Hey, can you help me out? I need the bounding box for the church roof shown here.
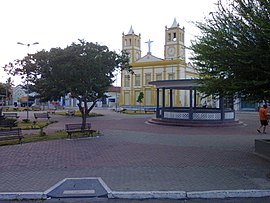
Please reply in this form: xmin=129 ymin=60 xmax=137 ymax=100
xmin=136 ymin=53 xmax=163 ymax=63
xmin=128 ymin=25 xmax=134 ymax=34
xmin=171 ymin=18 xmax=179 ymax=28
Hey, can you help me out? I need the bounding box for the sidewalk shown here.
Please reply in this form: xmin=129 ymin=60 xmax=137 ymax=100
xmin=0 ymin=109 xmax=270 ymax=200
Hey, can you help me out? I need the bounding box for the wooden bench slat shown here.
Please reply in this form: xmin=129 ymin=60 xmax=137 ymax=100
xmin=65 ymin=123 xmax=93 ymax=138
xmin=34 ymin=113 xmax=51 ymax=120
xmin=3 ymin=113 xmax=20 ymax=119
xmin=0 ymin=128 xmax=24 ymax=144
xmin=0 ymin=119 xmax=17 ymax=129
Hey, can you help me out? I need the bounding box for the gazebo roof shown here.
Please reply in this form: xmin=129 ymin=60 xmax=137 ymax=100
xmin=149 ymin=79 xmax=200 ymax=90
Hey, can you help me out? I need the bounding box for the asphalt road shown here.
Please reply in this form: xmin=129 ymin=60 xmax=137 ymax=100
xmin=3 ymin=197 xmax=270 ymax=203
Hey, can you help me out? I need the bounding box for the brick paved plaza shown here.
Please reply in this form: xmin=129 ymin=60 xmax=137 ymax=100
xmin=0 ymin=109 xmax=270 ymax=194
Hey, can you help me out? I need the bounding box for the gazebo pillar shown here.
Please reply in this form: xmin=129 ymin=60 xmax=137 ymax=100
xmin=156 ymin=88 xmax=160 ymax=118
xmin=193 ymin=89 xmax=197 ymax=108
xmin=162 ymin=87 xmax=165 ymax=118
xmin=189 ymin=89 xmax=193 ymax=120
xmin=170 ymin=89 xmax=173 ymax=108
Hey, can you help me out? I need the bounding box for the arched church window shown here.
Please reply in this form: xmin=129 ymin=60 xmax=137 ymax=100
xmin=168 ymin=33 xmax=171 ymax=41
xmin=173 ymin=33 xmax=177 ymax=41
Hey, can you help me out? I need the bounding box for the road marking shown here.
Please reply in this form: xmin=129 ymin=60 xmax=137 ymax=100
xmin=63 ymin=190 xmax=95 ymax=195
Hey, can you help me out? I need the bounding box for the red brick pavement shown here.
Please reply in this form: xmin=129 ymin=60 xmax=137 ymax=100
xmin=0 ymin=109 xmax=270 ymax=192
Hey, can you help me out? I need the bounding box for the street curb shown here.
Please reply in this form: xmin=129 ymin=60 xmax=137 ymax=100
xmin=1 ymin=190 xmax=270 ymax=201
xmin=187 ymin=190 xmax=270 ymax=199
xmin=0 ymin=192 xmax=46 ymax=200
xmin=109 ymin=191 xmax=187 ymax=199
xmin=1 ymin=177 xmax=270 ymax=201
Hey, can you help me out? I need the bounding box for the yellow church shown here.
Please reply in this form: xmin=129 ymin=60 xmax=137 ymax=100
xmin=119 ymin=18 xmax=197 ymax=108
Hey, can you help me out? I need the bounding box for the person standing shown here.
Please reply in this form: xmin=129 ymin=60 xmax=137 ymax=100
xmin=257 ymin=104 xmax=269 ymax=134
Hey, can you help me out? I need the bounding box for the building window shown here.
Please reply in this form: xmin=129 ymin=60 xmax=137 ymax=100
xmin=145 ymin=73 xmax=151 ymax=85
xmin=168 ymin=33 xmax=171 ymax=41
xmin=124 ymin=75 xmax=130 ymax=87
xmin=173 ymin=32 xmax=177 ymax=41
xmin=168 ymin=73 xmax=175 ymax=80
xmin=135 ymin=74 xmax=141 ymax=86
xmin=156 ymin=73 xmax=162 ymax=81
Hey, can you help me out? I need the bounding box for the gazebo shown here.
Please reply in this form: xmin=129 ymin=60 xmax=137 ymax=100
xmin=148 ymin=79 xmax=240 ymax=126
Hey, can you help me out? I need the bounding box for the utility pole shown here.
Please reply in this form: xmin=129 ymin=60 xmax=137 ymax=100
xmin=17 ymin=42 xmax=39 ymax=120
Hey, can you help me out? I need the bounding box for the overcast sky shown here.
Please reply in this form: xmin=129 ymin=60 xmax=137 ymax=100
xmin=0 ymin=0 xmax=218 ymax=85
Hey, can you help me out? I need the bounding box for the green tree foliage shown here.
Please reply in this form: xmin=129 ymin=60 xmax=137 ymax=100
xmin=4 ymin=39 xmax=131 ymax=128
xmin=136 ymin=92 xmax=144 ymax=111
xmin=0 ymin=83 xmax=6 ymax=96
xmin=190 ymin=0 xmax=270 ymax=101
xmin=0 ymin=78 xmax=13 ymax=105
xmin=136 ymin=92 xmax=144 ymax=104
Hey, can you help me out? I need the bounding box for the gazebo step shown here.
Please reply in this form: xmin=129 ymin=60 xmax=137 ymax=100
xmin=148 ymin=118 xmax=244 ymax=127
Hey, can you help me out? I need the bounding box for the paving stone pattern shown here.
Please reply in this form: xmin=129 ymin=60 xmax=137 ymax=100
xmin=0 ymin=109 xmax=270 ymax=193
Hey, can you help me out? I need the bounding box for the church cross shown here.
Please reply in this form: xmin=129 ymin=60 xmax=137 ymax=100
xmin=145 ymin=39 xmax=153 ymax=54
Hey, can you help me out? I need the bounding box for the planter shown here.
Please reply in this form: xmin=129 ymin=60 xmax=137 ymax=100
xmin=255 ymin=139 xmax=270 ymax=161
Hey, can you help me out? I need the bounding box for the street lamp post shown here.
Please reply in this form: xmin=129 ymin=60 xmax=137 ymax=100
xmin=17 ymin=42 xmax=39 ymax=121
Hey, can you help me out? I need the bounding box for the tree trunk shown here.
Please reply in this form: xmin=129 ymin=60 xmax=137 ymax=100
xmin=77 ymin=98 xmax=86 ymax=130
xmin=77 ymin=98 xmax=98 ymax=130
xmin=82 ymin=99 xmax=89 ymax=130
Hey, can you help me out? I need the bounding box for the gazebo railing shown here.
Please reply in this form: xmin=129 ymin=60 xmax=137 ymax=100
xmin=157 ymin=107 xmax=235 ymax=122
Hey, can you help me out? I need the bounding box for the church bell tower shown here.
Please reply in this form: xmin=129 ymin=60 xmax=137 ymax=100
xmin=122 ymin=26 xmax=141 ymax=63
xmin=164 ymin=18 xmax=185 ymax=61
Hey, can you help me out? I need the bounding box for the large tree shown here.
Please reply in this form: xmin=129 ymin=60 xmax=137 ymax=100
xmin=4 ymin=39 xmax=131 ymax=128
xmin=190 ymin=0 xmax=270 ymax=101
xmin=0 ymin=78 xmax=13 ymax=105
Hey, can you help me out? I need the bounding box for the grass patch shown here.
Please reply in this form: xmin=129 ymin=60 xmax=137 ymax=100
xmin=0 ymin=130 xmax=101 ymax=146
xmin=55 ymin=111 xmax=103 ymax=117
xmin=17 ymin=120 xmax=57 ymax=130
xmin=0 ymin=120 xmax=57 ymax=130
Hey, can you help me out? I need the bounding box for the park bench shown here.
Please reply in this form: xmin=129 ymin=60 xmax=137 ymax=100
xmin=0 ymin=128 xmax=24 ymax=144
xmin=34 ymin=112 xmax=51 ymax=120
xmin=0 ymin=119 xmax=17 ymax=129
xmin=1 ymin=107 xmax=9 ymax=112
xmin=66 ymin=109 xmax=75 ymax=116
xmin=31 ymin=105 xmax=42 ymax=111
xmin=3 ymin=113 xmax=20 ymax=119
xmin=117 ymin=108 xmax=126 ymax=113
xmin=47 ymin=108 xmax=56 ymax=114
xmin=144 ymin=108 xmax=156 ymax=113
xmin=65 ymin=123 xmax=94 ymax=138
